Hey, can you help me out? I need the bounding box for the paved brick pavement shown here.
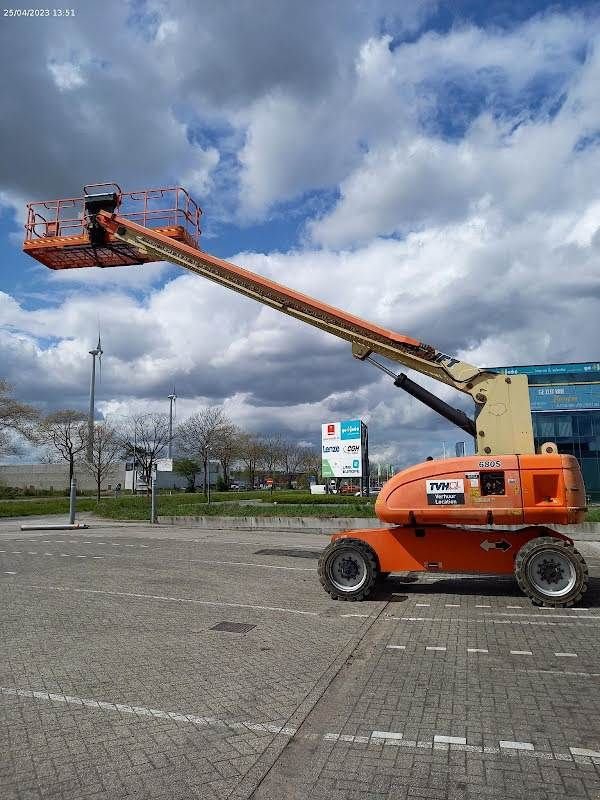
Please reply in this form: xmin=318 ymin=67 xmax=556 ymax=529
xmin=1 ymin=520 xmax=600 ymax=799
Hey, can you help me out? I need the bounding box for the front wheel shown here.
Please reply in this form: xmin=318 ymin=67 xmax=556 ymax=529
xmin=515 ymin=536 xmax=588 ymax=607
xmin=318 ymin=538 xmax=378 ymax=601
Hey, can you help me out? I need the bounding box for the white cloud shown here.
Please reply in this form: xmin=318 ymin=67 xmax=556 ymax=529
xmin=48 ymin=61 xmax=86 ymax=91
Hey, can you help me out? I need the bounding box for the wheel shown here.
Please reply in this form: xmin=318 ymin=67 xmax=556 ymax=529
xmin=377 ymin=572 xmax=391 ymax=583
xmin=515 ymin=536 xmax=588 ymax=607
xmin=318 ymin=538 xmax=378 ymax=601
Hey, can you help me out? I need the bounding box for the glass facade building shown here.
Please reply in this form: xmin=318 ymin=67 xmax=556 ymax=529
xmin=493 ymin=362 xmax=600 ymax=502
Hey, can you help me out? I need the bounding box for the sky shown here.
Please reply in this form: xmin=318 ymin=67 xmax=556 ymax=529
xmin=1 ymin=0 xmax=600 ymax=469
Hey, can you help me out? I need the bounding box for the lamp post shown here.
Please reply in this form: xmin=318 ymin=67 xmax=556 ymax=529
xmin=167 ymin=388 xmax=176 ymax=459
xmin=86 ymin=335 xmax=103 ymax=462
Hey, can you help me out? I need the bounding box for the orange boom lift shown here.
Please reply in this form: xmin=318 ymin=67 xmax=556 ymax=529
xmin=23 ymin=184 xmax=589 ymax=606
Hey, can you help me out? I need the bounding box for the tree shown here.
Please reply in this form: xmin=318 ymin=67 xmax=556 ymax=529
xmin=212 ymin=423 xmax=240 ymax=489
xmin=238 ymin=433 xmax=265 ymax=489
xmin=300 ymin=446 xmax=322 ymax=485
xmin=278 ymin=439 xmax=309 ymax=488
xmin=173 ymin=458 xmax=200 ymax=492
xmin=0 ymin=379 xmax=39 ymax=456
xmin=122 ymin=413 xmax=171 ymax=492
xmin=83 ymin=422 xmax=123 ymax=501
xmin=37 ymin=410 xmax=87 ymax=485
xmin=261 ymin=434 xmax=283 ymax=486
xmin=176 ymin=407 xmax=230 ymax=497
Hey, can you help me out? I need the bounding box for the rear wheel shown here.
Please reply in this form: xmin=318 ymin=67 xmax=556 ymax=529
xmin=318 ymin=538 xmax=378 ymax=601
xmin=515 ymin=536 xmax=588 ymax=607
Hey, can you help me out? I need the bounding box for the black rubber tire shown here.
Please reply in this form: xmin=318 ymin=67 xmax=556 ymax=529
xmin=514 ymin=536 xmax=588 ymax=607
xmin=318 ymin=538 xmax=378 ymax=601
xmin=377 ymin=572 xmax=391 ymax=583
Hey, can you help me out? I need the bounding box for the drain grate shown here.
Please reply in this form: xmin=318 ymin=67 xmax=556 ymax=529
xmin=254 ymin=548 xmax=321 ymax=559
xmin=210 ymin=622 xmax=256 ymax=634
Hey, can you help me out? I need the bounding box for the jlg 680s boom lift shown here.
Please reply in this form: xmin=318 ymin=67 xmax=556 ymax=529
xmin=23 ymin=184 xmax=589 ymax=606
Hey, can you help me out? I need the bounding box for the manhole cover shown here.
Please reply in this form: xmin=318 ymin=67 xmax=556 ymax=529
xmin=210 ymin=622 xmax=256 ymax=634
xmin=254 ymin=548 xmax=321 ymax=559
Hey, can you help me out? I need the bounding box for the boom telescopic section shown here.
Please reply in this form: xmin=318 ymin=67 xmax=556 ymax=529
xmin=23 ymin=184 xmax=534 ymax=456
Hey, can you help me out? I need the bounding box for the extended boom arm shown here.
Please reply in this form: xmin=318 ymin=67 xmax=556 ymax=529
xmin=95 ymin=210 xmax=534 ymax=456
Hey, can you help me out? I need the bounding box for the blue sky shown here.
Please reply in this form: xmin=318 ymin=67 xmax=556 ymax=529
xmin=1 ymin=0 xmax=600 ymax=466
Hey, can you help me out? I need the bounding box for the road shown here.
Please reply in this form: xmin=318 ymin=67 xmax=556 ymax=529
xmin=1 ymin=518 xmax=600 ymax=799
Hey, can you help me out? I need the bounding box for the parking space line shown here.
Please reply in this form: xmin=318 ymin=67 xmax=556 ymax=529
xmin=467 ymin=648 xmax=488 ymax=653
xmin=386 ymin=645 xmax=406 ymax=650
xmin=555 ymin=652 xmax=578 ymax=657
xmin=2 ymin=684 xmax=600 ymax=764
xmin=23 ymin=584 xmax=320 ymax=616
xmin=426 ymin=646 xmax=446 ymax=651
xmin=510 ymin=650 xmax=533 ymax=655
xmin=434 ymin=735 xmax=467 ymax=745
xmin=500 ymin=741 xmax=534 ymax=750
xmin=3 ymin=571 xmax=16 ymax=575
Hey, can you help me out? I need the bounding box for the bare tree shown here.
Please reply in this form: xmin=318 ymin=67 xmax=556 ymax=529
xmin=260 ymin=434 xmax=283 ymax=486
xmin=176 ymin=407 xmax=230 ymax=497
xmin=238 ymin=433 xmax=265 ymax=489
xmin=212 ymin=423 xmax=240 ymax=489
xmin=0 ymin=379 xmax=39 ymax=456
xmin=300 ymin=446 xmax=322 ymax=485
xmin=37 ymin=410 xmax=87 ymax=485
xmin=83 ymin=422 xmax=124 ymax=501
xmin=122 ymin=413 xmax=171 ymax=492
xmin=278 ymin=439 xmax=309 ymax=488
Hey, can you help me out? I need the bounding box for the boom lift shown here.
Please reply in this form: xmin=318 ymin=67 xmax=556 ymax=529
xmin=23 ymin=185 xmax=589 ymax=606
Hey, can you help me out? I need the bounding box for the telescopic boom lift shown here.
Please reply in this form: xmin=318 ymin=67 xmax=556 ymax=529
xmin=22 ymin=184 xmax=589 ymax=606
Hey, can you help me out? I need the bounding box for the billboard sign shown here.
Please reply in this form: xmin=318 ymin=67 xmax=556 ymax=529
xmin=530 ymin=384 xmax=600 ymax=412
xmin=321 ymin=419 xmax=365 ymax=478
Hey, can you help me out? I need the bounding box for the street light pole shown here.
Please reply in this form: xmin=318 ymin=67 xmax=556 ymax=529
xmin=87 ymin=334 xmax=103 ymax=462
xmin=167 ymin=388 xmax=176 ymax=459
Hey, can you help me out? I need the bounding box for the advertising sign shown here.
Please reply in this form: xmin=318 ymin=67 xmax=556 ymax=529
xmin=321 ymin=419 xmax=365 ymax=478
xmin=529 ymin=384 xmax=600 ymax=412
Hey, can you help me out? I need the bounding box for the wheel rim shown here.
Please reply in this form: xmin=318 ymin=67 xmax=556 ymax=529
xmin=526 ymin=548 xmax=577 ymax=598
xmin=326 ymin=547 xmax=368 ymax=592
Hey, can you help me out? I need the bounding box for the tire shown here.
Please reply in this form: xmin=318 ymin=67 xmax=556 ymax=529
xmin=318 ymin=538 xmax=378 ymax=601
xmin=377 ymin=572 xmax=391 ymax=583
xmin=515 ymin=536 xmax=588 ymax=607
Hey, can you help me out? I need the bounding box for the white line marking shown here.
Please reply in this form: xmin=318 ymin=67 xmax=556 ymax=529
xmin=467 ymin=648 xmax=489 ymax=653
xmin=91 ymin=557 xmax=103 ymax=560
xmin=415 ymin=603 xmax=430 ymax=607
xmin=11 ymin=551 xmax=21 ymax=554
xmin=76 ymin=556 xmax=86 ymax=559
xmin=445 ymin=603 xmax=460 ymax=607
xmin=371 ymin=730 xmax=403 ymax=740
xmin=0 ymin=687 xmax=295 ymax=737
xmin=555 ymin=653 xmax=578 ymax=658
xmin=0 ymin=550 xmax=5 ymax=552
xmin=3 ymin=571 xmax=16 ymax=575
xmin=510 ymin=650 xmax=533 ymax=655
xmin=341 ymin=614 xmax=369 ymax=618
xmin=475 ymin=604 xmax=491 ymax=608
xmin=507 ymin=605 xmax=522 ymax=609
xmin=60 ymin=554 xmax=70 ymax=557
xmin=23 ymin=584 xmax=319 ymax=616
xmin=499 ymin=741 xmax=534 ymax=750
xmin=570 ymin=747 xmax=600 ymax=758
xmin=27 ymin=551 xmax=37 ymax=555
xmin=434 ymin=735 xmax=467 ymax=745
xmin=82 ymin=542 xmax=92 ymax=544
xmin=386 ymin=645 xmax=406 ymax=650
xmin=43 ymin=553 xmax=53 ymax=556
xmin=384 ymin=616 xmax=600 ymax=627
xmin=426 ymin=646 xmax=446 ymax=651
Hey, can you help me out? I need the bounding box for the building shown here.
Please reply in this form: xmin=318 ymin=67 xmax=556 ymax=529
xmin=0 ymin=462 xmax=126 ymax=493
xmin=493 ymin=362 xmax=600 ymax=502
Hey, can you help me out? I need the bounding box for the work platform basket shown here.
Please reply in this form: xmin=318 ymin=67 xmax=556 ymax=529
xmin=23 ymin=183 xmax=202 ymax=269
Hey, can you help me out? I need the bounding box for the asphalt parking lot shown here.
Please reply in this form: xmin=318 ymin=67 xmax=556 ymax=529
xmin=2 ymin=520 xmax=600 ymax=800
